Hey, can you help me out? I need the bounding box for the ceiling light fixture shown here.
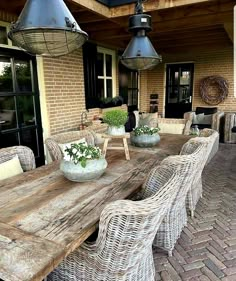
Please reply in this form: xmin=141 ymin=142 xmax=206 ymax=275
xmin=121 ymin=0 xmax=162 ymax=70
xmin=8 ymin=0 xmax=88 ymax=57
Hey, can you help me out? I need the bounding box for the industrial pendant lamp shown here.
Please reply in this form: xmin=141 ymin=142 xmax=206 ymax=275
xmin=8 ymin=0 xmax=88 ymax=57
xmin=121 ymin=0 xmax=161 ymax=70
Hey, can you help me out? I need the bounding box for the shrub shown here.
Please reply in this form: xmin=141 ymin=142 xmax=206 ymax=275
xmin=133 ymin=125 xmax=160 ymax=136
xmin=64 ymin=142 xmax=102 ymax=168
xmin=103 ymin=109 xmax=128 ymax=127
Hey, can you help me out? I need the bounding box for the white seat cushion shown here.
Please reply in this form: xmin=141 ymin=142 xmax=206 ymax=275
xmin=0 ymin=155 xmax=23 ymax=180
xmin=159 ymin=123 xmax=185 ymax=134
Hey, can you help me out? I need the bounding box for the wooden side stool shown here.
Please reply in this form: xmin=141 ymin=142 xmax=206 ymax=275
xmin=102 ymin=133 xmax=130 ymax=160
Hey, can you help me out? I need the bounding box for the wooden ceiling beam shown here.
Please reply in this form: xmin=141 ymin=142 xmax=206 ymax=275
xmin=68 ymin=0 xmax=110 ymax=17
xmin=109 ymin=0 xmax=216 ymax=18
xmin=74 ymin=11 xmax=106 ymax=23
xmin=88 ymin=11 xmax=232 ymax=41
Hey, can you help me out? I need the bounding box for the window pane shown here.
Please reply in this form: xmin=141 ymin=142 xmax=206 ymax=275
xmin=0 ymin=132 xmax=19 ymax=148
xmin=21 ymin=129 xmax=38 ymax=156
xmin=106 ymin=79 xmax=112 ymax=98
xmin=106 ymin=54 xmax=112 ymax=76
xmin=15 ymin=60 xmax=32 ymax=92
xmin=18 ymin=95 xmax=35 ymax=127
xmin=0 ymin=26 xmax=8 ymax=45
xmin=97 ymin=53 xmax=104 ymax=76
xmin=0 ymin=58 xmax=13 ymax=92
xmin=97 ymin=79 xmax=104 ymax=98
xmin=0 ymin=96 xmax=17 ymax=130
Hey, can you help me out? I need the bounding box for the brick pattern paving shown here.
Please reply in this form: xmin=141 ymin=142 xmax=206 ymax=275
xmin=154 ymin=144 xmax=236 ymax=281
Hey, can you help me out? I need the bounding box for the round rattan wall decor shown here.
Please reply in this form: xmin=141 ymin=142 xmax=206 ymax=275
xmin=199 ymin=75 xmax=229 ymax=105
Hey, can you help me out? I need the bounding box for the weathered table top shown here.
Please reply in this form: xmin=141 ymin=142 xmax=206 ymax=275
xmin=0 ymin=134 xmax=191 ymax=281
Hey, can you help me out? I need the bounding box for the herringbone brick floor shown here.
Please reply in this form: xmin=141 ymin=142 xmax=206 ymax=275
xmin=153 ymin=144 xmax=236 ymax=281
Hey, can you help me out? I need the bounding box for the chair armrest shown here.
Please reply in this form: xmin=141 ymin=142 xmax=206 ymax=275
xmin=211 ymin=111 xmax=224 ymax=132
xmin=184 ymin=111 xmax=195 ymax=122
xmin=224 ymin=113 xmax=236 ymax=143
xmin=183 ymin=120 xmax=192 ymax=135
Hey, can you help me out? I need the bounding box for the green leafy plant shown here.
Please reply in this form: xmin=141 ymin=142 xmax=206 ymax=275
xmin=64 ymin=142 xmax=102 ymax=168
xmin=103 ymin=109 xmax=128 ymax=127
xmin=133 ymin=125 xmax=160 ymax=136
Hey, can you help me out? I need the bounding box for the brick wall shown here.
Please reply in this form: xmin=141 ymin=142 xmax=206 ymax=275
xmin=42 ymin=48 xmax=120 ymax=136
xmin=42 ymin=49 xmax=100 ymax=135
xmin=140 ymin=46 xmax=235 ymax=116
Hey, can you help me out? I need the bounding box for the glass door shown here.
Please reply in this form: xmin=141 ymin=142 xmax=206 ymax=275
xmin=165 ymin=63 xmax=194 ymax=118
xmin=119 ymin=62 xmax=139 ymax=112
xmin=0 ymin=48 xmax=44 ymax=166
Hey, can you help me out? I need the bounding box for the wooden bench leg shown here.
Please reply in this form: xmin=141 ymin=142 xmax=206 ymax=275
xmin=103 ymin=138 xmax=109 ymax=157
xmin=123 ymin=138 xmax=130 ymax=160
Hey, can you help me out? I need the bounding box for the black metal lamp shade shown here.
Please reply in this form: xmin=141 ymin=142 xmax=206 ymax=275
xmin=8 ymin=0 xmax=88 ymax=57
xmin=121 ymin=12 xmax=161 ymax=71
xmin=121 ymin=32 xmax=161 ymax=70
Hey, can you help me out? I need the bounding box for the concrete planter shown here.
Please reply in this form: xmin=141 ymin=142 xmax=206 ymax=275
xmin=60 ymin=157 xmax=107 ymax=182
xmin=130 ymin=133 xmax=160 ymax=147
xmin=107 ymin=125 xmax=126 ymax=136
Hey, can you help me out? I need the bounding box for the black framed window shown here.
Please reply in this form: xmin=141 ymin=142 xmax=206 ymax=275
xmin=83 ymin=43 xmax=116 ymax=109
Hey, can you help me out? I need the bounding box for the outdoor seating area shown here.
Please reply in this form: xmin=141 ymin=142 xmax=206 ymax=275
xmin=0 ymin=0 xmax=235 ymax=280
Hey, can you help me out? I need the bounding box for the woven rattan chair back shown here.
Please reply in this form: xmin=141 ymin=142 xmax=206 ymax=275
xmin=45 ymin=130 xmax=95 ymax=161
xmin=0 ymin=145 xmax=36 ymax=171
xmin=48 ymin=163 xmax=183 ymax=281
xmin=141 ymin=141 xmax=206 ymax=256
xmin=199 ymin=128 xmax=219 ymax=163
xmin=181 ymin=134 xmax=218 ymax=217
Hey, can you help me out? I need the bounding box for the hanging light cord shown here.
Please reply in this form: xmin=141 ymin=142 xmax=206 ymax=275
xmin=135 ymin=0 xmax=147 ymax=14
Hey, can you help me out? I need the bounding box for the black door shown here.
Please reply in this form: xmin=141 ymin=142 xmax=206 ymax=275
xmin=119 ymin=62 xmax=139 ymax=112
xmin=165 ymin=63 xmax=194 ymax=118
xmin=0 ymin=48 xmax=44 ymax=166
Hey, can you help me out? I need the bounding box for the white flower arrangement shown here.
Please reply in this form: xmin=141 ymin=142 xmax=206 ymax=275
xmin=133 ymin=125 xmax=160 ymax=136
xmin=64 ymin=142 xmax=102 ymax=168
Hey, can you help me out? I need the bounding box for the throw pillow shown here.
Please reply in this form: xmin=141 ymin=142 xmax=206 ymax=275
xmin=192 ymin=113 xmax=205 ymax=124
xmin=139 ymin=113 xmax=158 ymax=128
xmin=196 ymin=107 xmax=217 ymax=115
xmin=201 ymin=114 xmax=213 ymax=125
xmin=0 ymin=155 xmax=23 ymax=180
xmin=58 ymin=138 xmax=87 ymax=154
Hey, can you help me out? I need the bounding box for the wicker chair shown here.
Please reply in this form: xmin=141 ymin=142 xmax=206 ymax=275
xmin=45 ymin=130 xmax=95 ymax=161
xmin=224 ymin=113 xmax=236 ymax=144
xmin=48 ymin=163 xmax=183 ymax=281
xmin=0 ymin=145 xmax=36 ymax=171
xmin=182 ymin=129 xmax=219 ymax=217
xmin=140 ymin=142 xmax=206 ymax=256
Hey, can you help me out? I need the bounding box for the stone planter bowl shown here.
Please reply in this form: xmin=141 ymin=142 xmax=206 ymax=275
xmin=60 ymin=157 xmax=107 ymax=182
xmin=107 ymin=125 xmax=126 ymax=136
xmin=130 ymin=133 xmax=160 ymax=147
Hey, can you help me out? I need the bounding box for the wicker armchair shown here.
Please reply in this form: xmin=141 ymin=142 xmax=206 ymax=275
xmin=48 ymin=163 xmax=183 ymax=281
xmin=224 ymin=113 xmax=236 ymax=143
xmin=140 ymin=142 xmax=206 ymax=256
xmin=182 ymin=129 xmax=219 ymax=217
xmin=0 ymin=145 xmax=35 ymax=171
xmin=45 ymin=130 xmax=95 ymax=161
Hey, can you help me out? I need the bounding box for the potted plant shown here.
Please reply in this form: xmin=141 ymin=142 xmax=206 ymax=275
xmin=103 ymin=109 xmax=128 ymax=135
xmin=60 ymin=142 xmax=107 ymax=182
xmin=131 ymin=125 xmax=160 ymax=147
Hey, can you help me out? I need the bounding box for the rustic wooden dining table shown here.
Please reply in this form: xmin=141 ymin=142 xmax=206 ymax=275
xmin=0 ymin=134 xmax=192 ymax=281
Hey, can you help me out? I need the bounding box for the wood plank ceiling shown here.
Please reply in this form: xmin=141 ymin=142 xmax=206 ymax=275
xmin=0 ymin=0 xmax=234 ymax=52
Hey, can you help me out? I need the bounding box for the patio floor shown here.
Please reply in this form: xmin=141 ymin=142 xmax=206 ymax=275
xmin=154 ymin=144 xmax=236 ymax=281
